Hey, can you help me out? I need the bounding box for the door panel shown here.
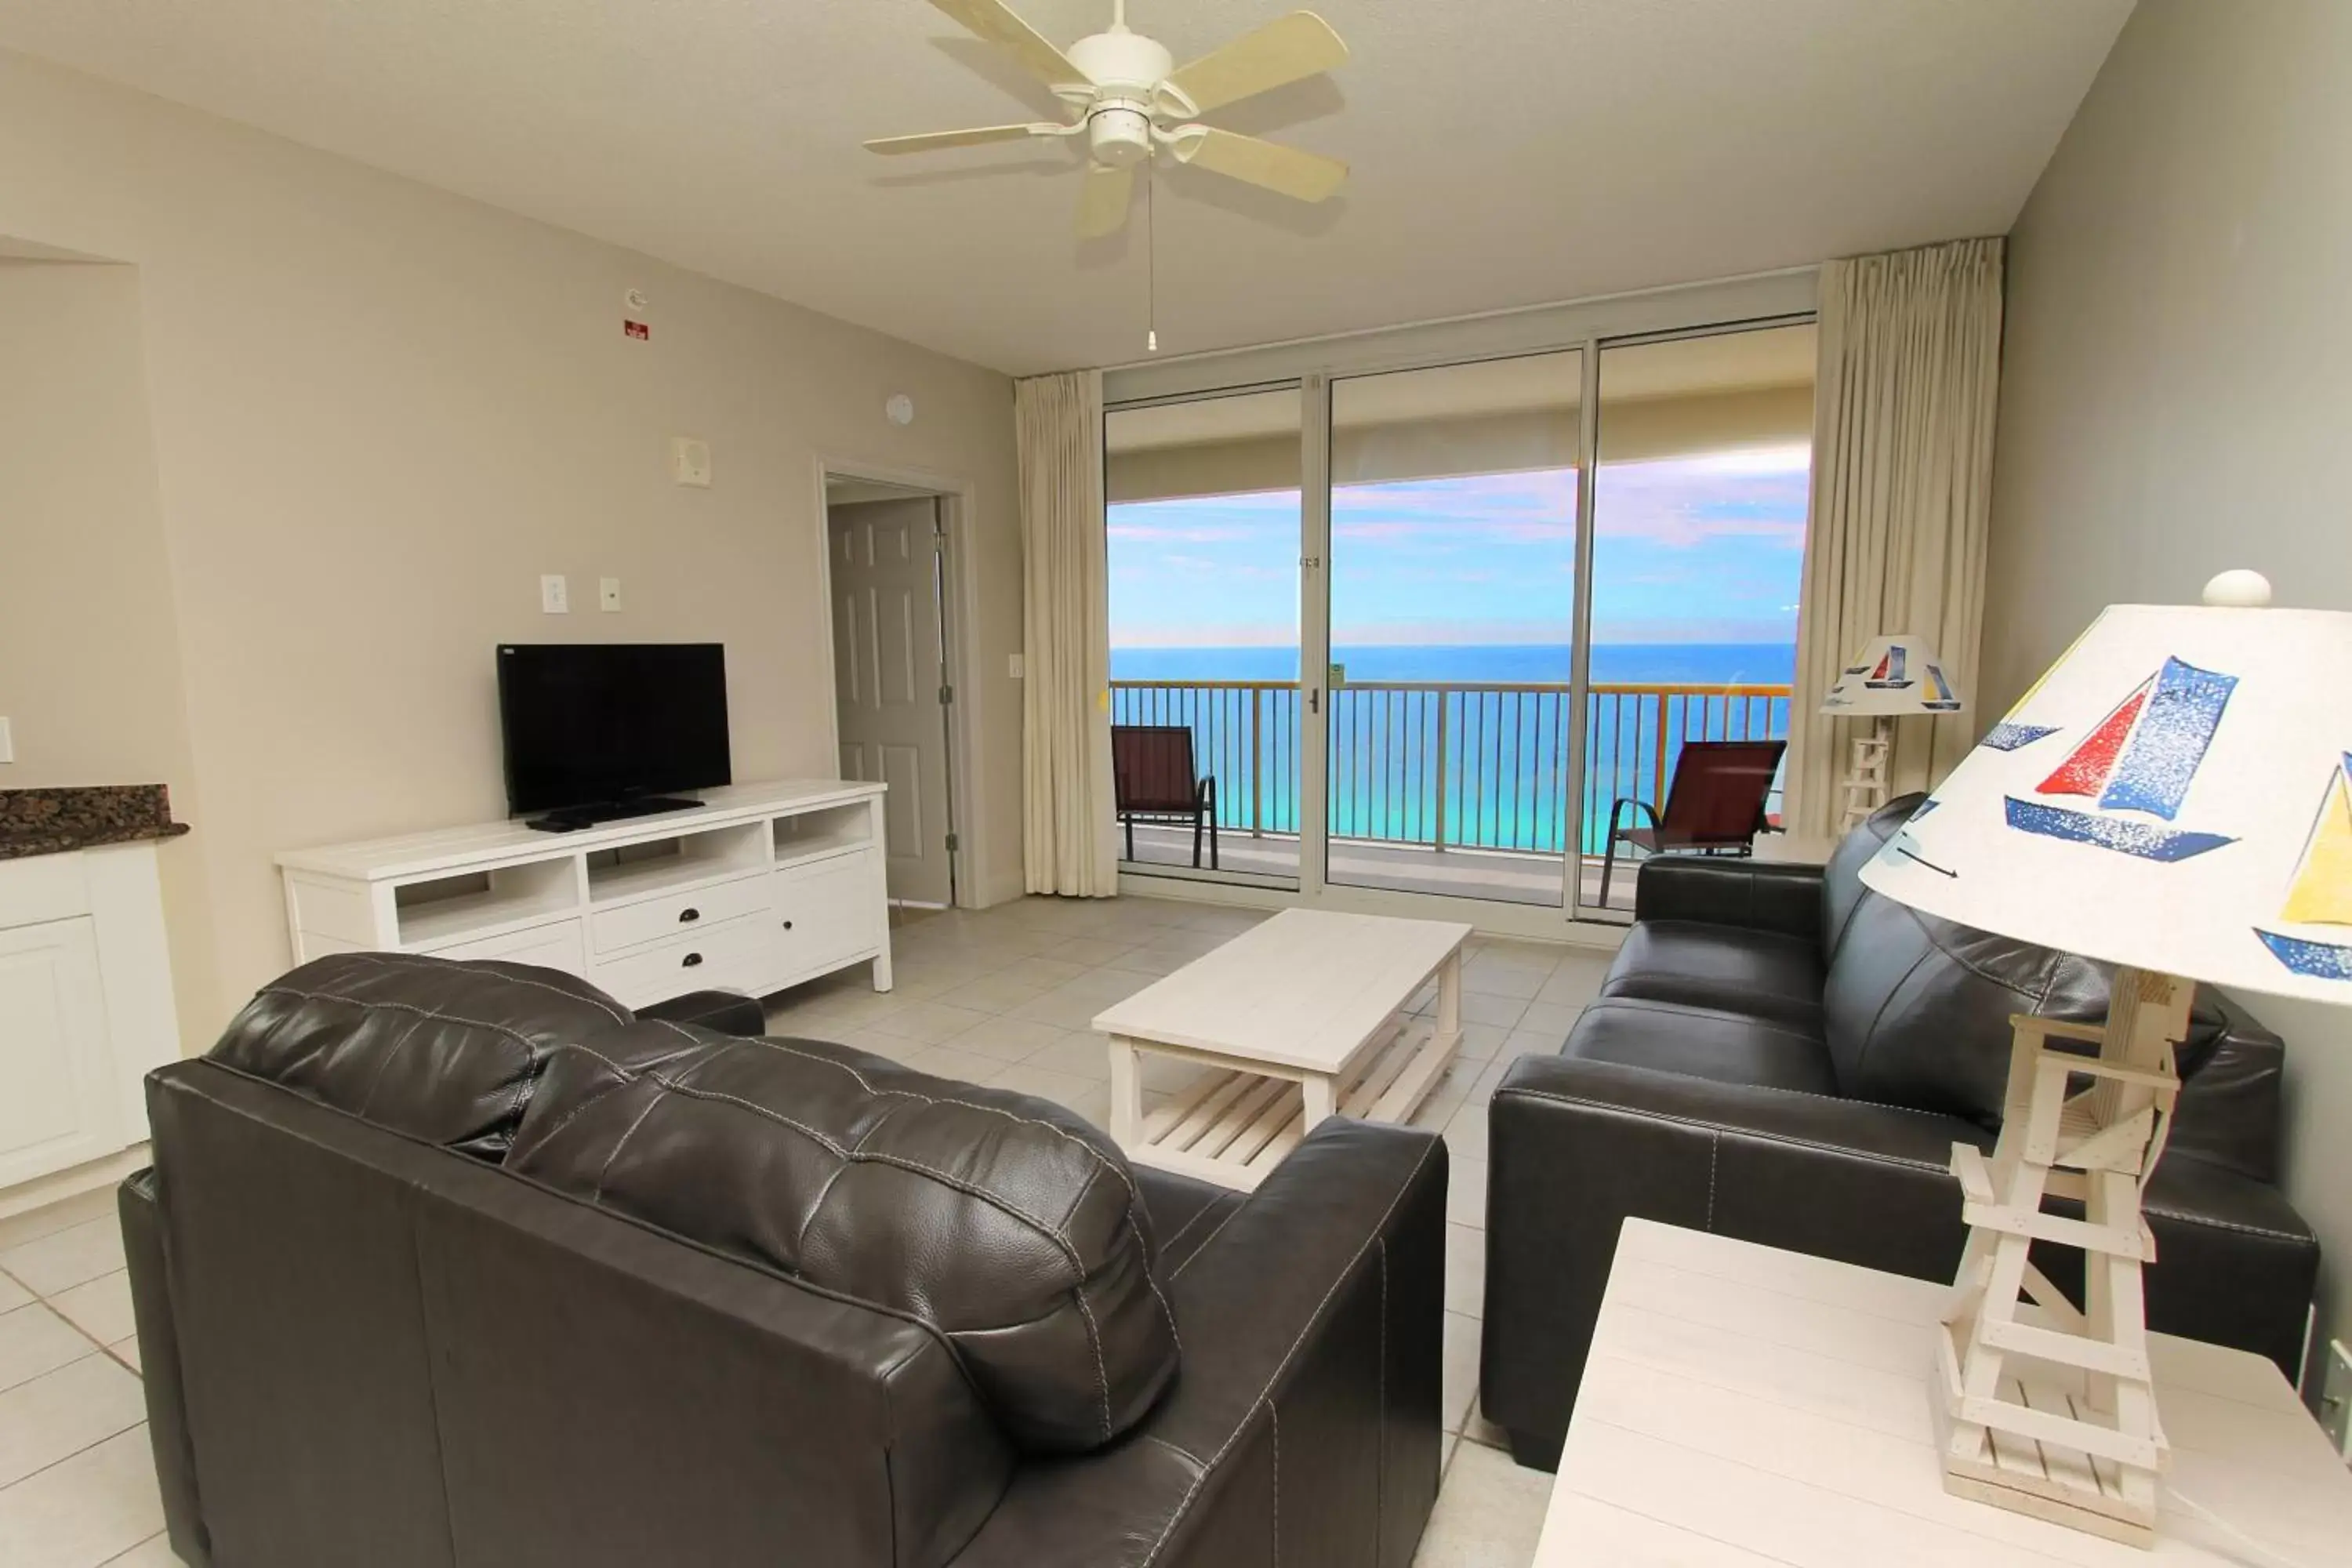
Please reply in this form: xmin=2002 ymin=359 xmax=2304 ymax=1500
xmin=0 ymin=916 xmax=119 ymax=1187
xmin=830 ymin=496 xmax=955 ymax=906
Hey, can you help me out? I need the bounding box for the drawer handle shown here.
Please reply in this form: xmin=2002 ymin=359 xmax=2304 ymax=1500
xmin=681 ymin=952 xmax=703 ymax=968
xmin=782 ymin=919 xmax=794 ymax=931
xmin=678 ymin=907 xmax=701 ymax=924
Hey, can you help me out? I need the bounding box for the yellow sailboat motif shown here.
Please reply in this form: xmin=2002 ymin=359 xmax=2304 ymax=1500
xmin=2280 ymin=760 xmax=2352 ymax=925
xmin=2259 ymin=753 xmax=2352 ymax=980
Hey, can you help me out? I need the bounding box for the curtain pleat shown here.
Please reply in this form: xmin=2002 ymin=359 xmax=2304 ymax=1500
xmin=1017 ymin=369 xmax=1120 ymax=896
xmin=1787 ymin=238 xmax=2005 ymax=838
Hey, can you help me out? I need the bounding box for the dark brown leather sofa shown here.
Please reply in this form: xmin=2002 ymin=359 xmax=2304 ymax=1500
xmin=122 ymin=956 xmax=1445 ymax=1567
xmin=1482 ymin=795 xmax=2320 ymax=1469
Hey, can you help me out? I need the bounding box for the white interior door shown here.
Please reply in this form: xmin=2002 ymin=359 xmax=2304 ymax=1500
xmin=830 ymin=495 xmax=955 ymax=906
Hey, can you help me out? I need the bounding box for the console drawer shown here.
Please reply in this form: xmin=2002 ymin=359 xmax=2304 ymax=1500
xmin=591 ymin=873 xmax=770 ymax=956
xmin=424 ymin=918 xmax=587 ymax=972
xmin=588 ymin=916 xmax=773 ymax=1007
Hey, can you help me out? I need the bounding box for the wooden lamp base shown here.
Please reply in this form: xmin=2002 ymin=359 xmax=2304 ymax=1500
xmin=1931 ymin=966 xmax=2191 ymax=1548
xmin=1838 ymin=718 xmax=1893 ymax=829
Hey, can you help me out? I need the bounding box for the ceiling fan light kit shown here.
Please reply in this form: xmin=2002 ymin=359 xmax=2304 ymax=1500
xmin=865 ymin=0 xmax=1351 ymax=238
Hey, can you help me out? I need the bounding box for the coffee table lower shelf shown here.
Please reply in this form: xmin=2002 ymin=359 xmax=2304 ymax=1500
xmin=1108 ymin=1017 xmax=1460 ymax=1192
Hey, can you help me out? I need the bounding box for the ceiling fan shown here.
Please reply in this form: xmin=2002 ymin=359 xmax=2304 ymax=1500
xmin=866 ymin=0 xmax=1351 ymax=238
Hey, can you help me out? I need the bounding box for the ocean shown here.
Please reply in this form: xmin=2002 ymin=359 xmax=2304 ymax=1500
xmin=1109 ymin=643 xmax=1795 ymax=856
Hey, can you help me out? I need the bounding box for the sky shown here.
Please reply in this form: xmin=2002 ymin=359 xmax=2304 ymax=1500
xmin=1106 ymin=444 xmax=1811 ymax=650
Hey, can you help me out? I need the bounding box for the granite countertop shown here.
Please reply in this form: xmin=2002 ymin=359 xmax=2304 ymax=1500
xmin=0 ymin=786 xmax=191 ymax=861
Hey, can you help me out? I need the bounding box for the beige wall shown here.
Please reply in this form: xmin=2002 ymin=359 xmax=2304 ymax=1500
xmin=1986 ymin=0 xmax=2352 ymax=1392
xmin=0 ymin=49 xmax=1025 ymax=1042
xmin=0 ymin=260 xmax=223 ymax=1033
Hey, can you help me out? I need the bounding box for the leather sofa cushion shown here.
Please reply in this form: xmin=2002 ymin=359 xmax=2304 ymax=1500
xmin=1562 ymin=996 xmax=1839 ymax=1096
xmin=1599 ymin=920 xmax=1824 ymax=1032
xmin=507 ymin=1024 xmax=1180 ymax=1454
xmin=208 ymin=953 xmax=631 ymax=1160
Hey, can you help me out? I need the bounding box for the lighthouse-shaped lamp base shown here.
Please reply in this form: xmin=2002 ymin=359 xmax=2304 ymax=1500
xmin=1930 ymin=966 xmax=2190 ymax=1548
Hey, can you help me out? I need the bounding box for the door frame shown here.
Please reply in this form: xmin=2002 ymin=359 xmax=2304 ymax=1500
xmin=812 ymin=456 xmax=985 ymax=910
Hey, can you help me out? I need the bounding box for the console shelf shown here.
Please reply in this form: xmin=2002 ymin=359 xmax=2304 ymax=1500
xmin=278 ymin=780 xmax=892 ymax=1010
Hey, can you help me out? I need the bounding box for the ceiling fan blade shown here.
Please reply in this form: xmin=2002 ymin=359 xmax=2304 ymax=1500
xmin=1172 ymin=127 xmax=1347 ymax=202
xmin=1165 ymin=11 xmax=1348 ymax=114
xmin=928 ymin=0 xmax=1090 ymax=88
xmin=1075 ymin=164 xmax=1136 ymax=238
xmin=863 ymin=123 xmax=1051 ymax=154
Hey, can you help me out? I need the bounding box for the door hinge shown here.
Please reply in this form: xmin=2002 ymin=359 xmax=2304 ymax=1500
xmin=938 ymin=684 xmax=953 ymax=705
xmin=945 ymin=832 xmax=960 ymax=852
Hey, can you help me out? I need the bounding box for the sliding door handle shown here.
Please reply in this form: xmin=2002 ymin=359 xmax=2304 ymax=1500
xmin=1308 ymin=687 xmax=1320 ymax=716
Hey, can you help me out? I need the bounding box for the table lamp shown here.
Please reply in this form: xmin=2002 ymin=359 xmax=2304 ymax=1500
xmin=1820 ymin=633 xmax=1967 ymax=828
xmin=1857 ymin=569 xmax=2349 ymax=1546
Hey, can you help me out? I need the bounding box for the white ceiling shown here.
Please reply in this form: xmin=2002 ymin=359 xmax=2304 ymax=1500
xmin=0 ymin=1 xmax=2132 ymax=376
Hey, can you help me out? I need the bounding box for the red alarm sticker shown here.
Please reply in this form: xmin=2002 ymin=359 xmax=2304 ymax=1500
xmin=623 ymin=319 xmax=650 ymax=340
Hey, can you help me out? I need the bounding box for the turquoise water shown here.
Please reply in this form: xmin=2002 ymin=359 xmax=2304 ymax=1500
xmin=1110 ymin=644 xmax=1795 ymax=855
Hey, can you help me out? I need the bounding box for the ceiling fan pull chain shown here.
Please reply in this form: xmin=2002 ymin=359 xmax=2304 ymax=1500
xmin=1145 ymin=164 xmax=1159 ymax=353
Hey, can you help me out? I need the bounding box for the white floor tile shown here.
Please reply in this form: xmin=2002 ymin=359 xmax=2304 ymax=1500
xmin=1442 ymin=1105 xmax=1490 ymax=1164
xmin=0 ymin=1194 xmax=115 ymax=1258
xmin=45 ymin=1276 xmax=134 ymax=1350
xmin=1020 ymin=1033 xmax=1113 ymax=1083
xmin=1447 ymin=1160 xmax=1487 ymax=1229
xmin=987 ymin=1064 xmax=1109 ymax=1125
xmin=1461 ymin=959 xmax=1548 ymax=1000
xmin=0 ymin=1425 xmax=163 ymax=1568
xmin=1439 ymin=1310 xmax=1480 ymax=1435
xmin=861 ymin=1001 xmax=991 ymax=1046
xmin=897 ymin=1046 xmax=1004 ymax=1087
xmin=0 ymin=1354 xmax=145 ymax=1490
xmin=0 ymin=1222 xmax=125 ymax=1300
xmin=1457 ymin=993 xmax=1528 ymax=1030
xmin=0 ymin=1275 xmax=30 ymax=1315
xmin=1512 ymin=1000 xmax=1581 ymax=1040
xmin=103 ymin=1341 xmax=138 ymax=1377
xmin=1410 ymin=1434 xmax=1551 ymax=1567
xmin=0 ymin=1308 xmax=93 ymax=1399
xmin=97 ymin=1534 xmax=184 ymax=1566
xmin=946 ymin=1016 xmax=1067 ymax=1063
xmin=1443 ymin=1225 xmax=1486 ymax=1319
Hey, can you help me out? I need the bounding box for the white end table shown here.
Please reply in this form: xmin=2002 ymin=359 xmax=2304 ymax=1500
xmin=1091 ymin=908 xmax=1471 ymax=1191
xmin=1534 ymin=1220 xmax=2352 ymax=1564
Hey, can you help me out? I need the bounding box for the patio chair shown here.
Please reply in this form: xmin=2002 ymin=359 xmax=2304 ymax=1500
xmin=1596 ymin=738 xmax=1786 ymax=908
xmin=1112 ymin=724 xmax=1219 ymax=869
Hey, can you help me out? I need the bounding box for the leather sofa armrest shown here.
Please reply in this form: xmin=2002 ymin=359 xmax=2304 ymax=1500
xmin=1632 ymin=855 xmax=1825 ymax=944
xmin=635 ymin=988 xmax=766 ymax=1036
xmin=1482 ymin=1053 xmax=1976 ymax=1464
xmin=2137 ymin=1152 xmax=2318 ymax=1380
xmin=119 ymin=1167 xmax=210 ymax=1567
xmin=949 ymin=1118 xmax=1448 ymax=1568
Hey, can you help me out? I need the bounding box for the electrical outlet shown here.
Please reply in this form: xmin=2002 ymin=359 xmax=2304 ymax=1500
xmin=540 ymin=574 xmax=569 ymax=614
xmin=670 ymin=436 xmax=711 ymax=488
xmin=599 ymin=577 xmax=622 ymax=612
xmin=2322 ymin=1338 xmax=2352 ymax=1459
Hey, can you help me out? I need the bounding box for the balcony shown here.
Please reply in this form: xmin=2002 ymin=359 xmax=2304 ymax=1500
xmin=1112 ymin=679 xmax=1793 ymax=911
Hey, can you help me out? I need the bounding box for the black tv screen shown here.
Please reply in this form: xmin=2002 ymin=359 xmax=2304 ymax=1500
xmin=496 ymin=643 xmax=731 ymax=815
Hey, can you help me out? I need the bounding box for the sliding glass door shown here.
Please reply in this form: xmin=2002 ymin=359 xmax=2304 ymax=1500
xmin=1102 ymin=314 xmax=1815 ymax=923
xmin=1323 ymin=350 xmax=1585 ymax=907
xmin=1105 ymin=387 xmax=1304 ymax=889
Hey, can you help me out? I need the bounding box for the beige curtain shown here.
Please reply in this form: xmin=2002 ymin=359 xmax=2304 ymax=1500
xmin=1786 ymin=238 xmax=2005 ymax=839
xmin=1017 ymin=369 xmax=1120 ymax=896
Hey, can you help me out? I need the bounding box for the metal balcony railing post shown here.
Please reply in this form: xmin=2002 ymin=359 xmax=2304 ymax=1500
xmin=1250 ymin=691 xmax=1264 ymax=838
xmin=1432 ymin=693 xmax=1449 ymax=853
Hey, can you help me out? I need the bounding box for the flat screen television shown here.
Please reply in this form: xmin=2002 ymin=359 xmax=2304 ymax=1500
xmin=496 ymin=643 xmax=731 ymax=829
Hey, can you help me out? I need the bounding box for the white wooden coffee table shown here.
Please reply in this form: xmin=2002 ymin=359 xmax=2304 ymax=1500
xmin=1533 ymin=1219 xmax=2352 ymax=1564
xmin=1091 ymin=909 xmax=1472 ymax=1192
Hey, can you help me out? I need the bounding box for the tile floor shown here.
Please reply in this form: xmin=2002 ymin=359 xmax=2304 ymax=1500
xmin=0 ymin=892 xmax=1610 ymax=1567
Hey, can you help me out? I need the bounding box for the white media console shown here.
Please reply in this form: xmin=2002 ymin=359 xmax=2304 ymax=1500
xmin=277 ymin=780 xmax=891 ymax=1011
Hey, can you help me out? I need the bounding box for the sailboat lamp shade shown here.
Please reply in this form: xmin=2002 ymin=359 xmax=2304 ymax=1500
xmin=1820 ymin=634 xmax=1967 ymax=717
xmin=1858 ymin=601 xmax=2352 ymax=1004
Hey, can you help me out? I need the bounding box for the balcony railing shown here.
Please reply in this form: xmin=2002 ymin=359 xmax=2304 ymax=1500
xmin=1110 ymin=679 xmax=1792 ymax=858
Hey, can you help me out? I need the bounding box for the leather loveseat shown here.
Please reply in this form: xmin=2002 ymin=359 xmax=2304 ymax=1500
xmin=1481 ymin=795 xmax=2320 ymax=1468
xmin=122 ymin=954 xmax=1446 ymax=1567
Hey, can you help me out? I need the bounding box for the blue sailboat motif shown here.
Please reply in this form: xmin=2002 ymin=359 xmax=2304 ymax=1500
xmin=1983 ymin=721 xmax=2059 ymax=752
xmin=2002 ymin=655 xmax=2238 ymax=862
xmin=1864 ymin=646 xmax=1911 ymax=688
xmin=1922 ymin=662 xmax=1962 ymax=713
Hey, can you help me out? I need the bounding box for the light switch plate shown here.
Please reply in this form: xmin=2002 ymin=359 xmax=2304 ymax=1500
xmin=540 ymin=574 xmax=569 ymax=614
xmin=670 ymin=436 xmax=712 ymax=488
xmin=1008 ymin=653 xmax=1025 ymax=679
xmin=599 ymin=577 xmax=622 ymax=612
xmin=0 ymin=717 xmax=13 ymax=764
xmin=2322 ymin=1338 xmax=2352 ymax=1458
